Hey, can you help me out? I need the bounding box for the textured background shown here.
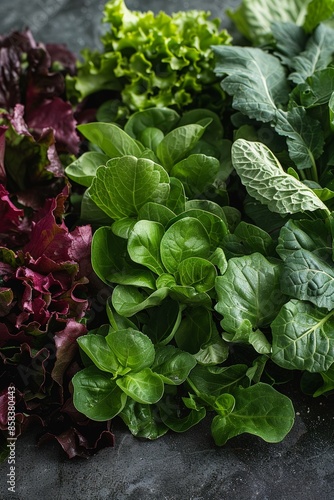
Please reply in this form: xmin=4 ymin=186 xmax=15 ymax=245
xmin=1 ymin=2 xmax=334 ymax=499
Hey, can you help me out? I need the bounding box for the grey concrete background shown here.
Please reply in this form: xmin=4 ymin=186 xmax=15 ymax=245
xmin=1 ymin=1 xmax=334 ymax=499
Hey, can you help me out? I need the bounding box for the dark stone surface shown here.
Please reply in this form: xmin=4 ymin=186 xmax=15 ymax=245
xmin=0 ymin=0 xmax=241 ymax=55
xmin=1 ymin=1 xmax=334 ymax=499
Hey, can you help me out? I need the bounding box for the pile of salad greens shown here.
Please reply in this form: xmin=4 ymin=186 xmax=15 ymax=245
xmin=1 ymin=0 xmax=334 ymax=458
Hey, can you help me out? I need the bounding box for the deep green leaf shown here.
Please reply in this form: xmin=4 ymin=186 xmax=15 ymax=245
xmin=211 ymin=383 xmax=295 ymax=445
xmin=112 ymin=285 xmax=169 ymax=317
xmin=281 ymin=249 xmax=334 ymax=309
xmin=215 ymin=252 xmax=287 ymax=333
xmin=272 ymin=299 xmax=334 ymax=372
xmin=72 ymin=366 xmax=126 ymax=420
xmin=128 ymin=220 xmax=165 ymax=275
xmin=160 ymin=217 xmax=211 ymax=274
xmin=152 ymin=345 xmax=197 ymax=385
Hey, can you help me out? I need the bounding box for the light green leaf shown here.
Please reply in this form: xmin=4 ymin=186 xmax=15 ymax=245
xmin=77 ymin=122 xmax=144 ymax=158
xmin=111 ymin=218 xmax=136 ymax=239
xmin=106 ymin=328 xmax=155 ymax=372
xmin=112 ymin=285 xmax=169 ymax=317
xmin=124 ymin=107 xmax=180 ymax=138
xmin=77 ymin=334 xmax=119 ymax=373
xmin=138 ymin=202 xmax=176 ymax=226
xmin=127 ymin=220 xmax=165 ymax=275
xmin=304 ymin=0 xmax=334 ymax=32
xmin=90 ymin=156 xmax=169 ymax=219
xmin=177 ymin=257 xmax=217 ymax=292
xmin=65 ymin=152 xmax=109 ymax=187
xmin=212 ymin=383 xmax=295 ymax=445
xmin=156 ymin=124 xmax=206 ymax=171
xmin=171 ymin=208 xmax=228 ymax=250
xmin=166 ymin=177 xmax=186 ymax=214
xmin=231 ymin=139 xmax=328 ymax=214
xmin=160 ymin=217 xmax=211 ymax=274
xmin=116 ymin=368 xmax=164 ymax=404
xmin=271 ymin=299 xmax=334 ymax=372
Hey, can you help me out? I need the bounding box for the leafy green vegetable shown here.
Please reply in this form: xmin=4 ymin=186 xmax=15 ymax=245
xmin=67 ymin=0 xmax=231 ymax=112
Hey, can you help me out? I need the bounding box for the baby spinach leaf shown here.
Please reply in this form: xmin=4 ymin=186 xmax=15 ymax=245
xmin=105 ymin=328 xmax=155 ymax=372
xmin=223 ymin=221 xmax=275 ymax=258
xmin=80 ymin=188 xmax=114 ymax=226
xmin=90 ymin=156 xmax=169 ymax=219
xmin=170 ymin=208 xmax=228 ymax=250
xmin=271 ymin=299 xmax=334 ymax=372
xmin=77 ymin=122 xmax=144 ymax=158
xmin=281 ymin=249 xmax=334 ymax=309
xmin=177 ymin=257 xmax=217 ymax=292
xmin=160 ymin=217 xmax=211 ymax=274
xmin=152 ymin=345 xmax=196 ymax=385
xmin=174 ymin=307 xmax=213 ymax=354
xmin=165 ymin=177 xmax=186 ymax=214
xmin=124 ymin=108 xmax=180 ymax=138
xmin=211 ymin=383 xmax=295 ymax=445
xmin=188 ymin=364 xmax=249 ymax=398
xmin=116 ymin=368 xmax=164 ymax=404
xmin=112 ymin=286 xmax=169 ymax=317
xmin=138 ymin=202 xmax=176 ymax=226
xmin=142 ymin=299 xmax=182 ymax=345
xmin=77 ymin=334 xmax=119 ymax=373
xmin=222 ymin=320 xmax=272 ymax=355
xmin=170 ymin=154 xmax=220 ymax=198
xmin=127 ymin=220 xmax=165 ymax=275
xmin=119 ymin=400 xmax=168 ymax=439
xmin=72 ymin=366 xmax=126 ymax=421
xmin=159 ymin=399 xmax=206 ymax=433
xmin=215 ymin=252 xmax=286 ymax=333
xmin=231 ymin=139 xmax=329 ymax=214
xmin=194 ymin=335 xmax=229 ymax=366
xmin=92 ymin=226 xmax=156 ymax=289
xmin=65 ymin=151 xmax=109 ymax=187
xmin=156 ymin=124 xmax=206 ymax=171
xmin=111 ymin=218 xmax=136 ymax=239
